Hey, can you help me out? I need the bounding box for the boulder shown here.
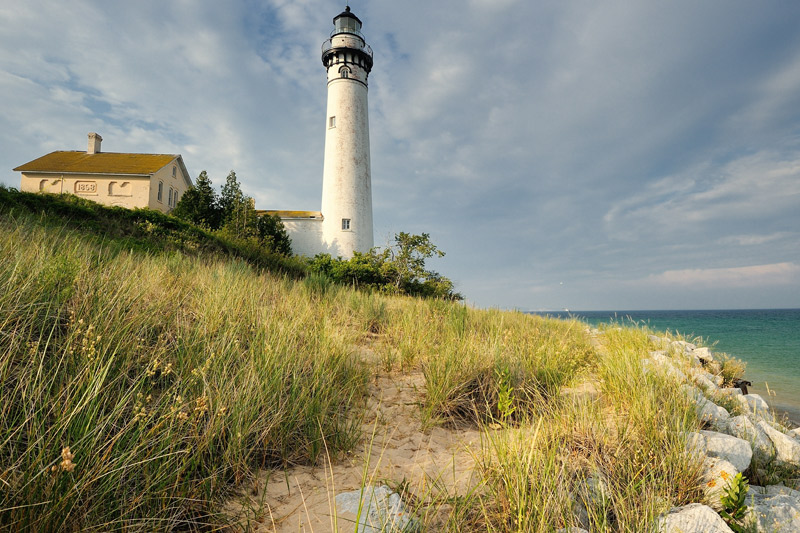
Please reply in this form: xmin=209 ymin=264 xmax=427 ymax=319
xmin=700 ymin=430 xmax=753 ymax=472
xmin=655 ymin=503 xmax=734 ymax=532
xmin=702 ymin=457 xmax=740 ymax=509
xmin=645 ymin=352 xmax=687 ymax=381
xmin=746 ymin=493 xmax=800 ymax=533
xmin=788 ymin=427 xmax=800 ymax=440
xmin=694 ymin=371 xmax=720 ymax=393
xmin=685 ymin=431 xmax=706 ymax=459
xmin=696 ymin=396 xmax=730 ymax=431
xmin=717 ymin=387 xmax=743 ymax=397
xmin=335 ymin=485 xmax=419 ymax=533
xmin=694 ymin=346 xmax=714 ymax=362
xmin=726 ymin=416 xmax=776 ymax=466
xmin=648 ymin=335 xmax=670 ymax=348
xmin=757 ymin=421 xmax=800 ymax=467
xmin=738 ymin=394 xmax=772 ymax=420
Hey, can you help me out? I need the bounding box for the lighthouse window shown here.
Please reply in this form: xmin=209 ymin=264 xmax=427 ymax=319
xmin=329 ymin=116 xmax=336 ymax=128
xmin=340 ymin=66 xmax=351 ymax=78
xmin=341 ymin=218 xmax=351 ymax=231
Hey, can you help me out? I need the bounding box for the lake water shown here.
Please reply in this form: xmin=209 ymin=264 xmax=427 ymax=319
xmin=529 ymin=309 xmax=800 ymax=426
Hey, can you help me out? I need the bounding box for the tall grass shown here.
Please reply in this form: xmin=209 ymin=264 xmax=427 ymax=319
xmin=2 ymin=203 xmax=717 ymax=532
xmin=0 ymin=215 xmax=368 ymax=530
xmin=464 ymin=325 xmax=705 ymax=532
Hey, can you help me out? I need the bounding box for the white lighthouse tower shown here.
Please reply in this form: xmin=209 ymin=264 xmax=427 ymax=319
xmin=320 ymin=6 xmax=374 ymax=258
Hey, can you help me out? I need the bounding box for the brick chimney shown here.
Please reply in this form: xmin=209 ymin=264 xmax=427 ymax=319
xmin=87 ymin=132 xmax=102 ymax=154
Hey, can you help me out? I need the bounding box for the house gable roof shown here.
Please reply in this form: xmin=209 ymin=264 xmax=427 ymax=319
xmin=14 ymin=151 xmax=179 ymax=177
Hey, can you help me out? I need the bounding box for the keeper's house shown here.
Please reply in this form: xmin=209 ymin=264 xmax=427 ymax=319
xmin=13 ymin=133 xmax=192 ymax=214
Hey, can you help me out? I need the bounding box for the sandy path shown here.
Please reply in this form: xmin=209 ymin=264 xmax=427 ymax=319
xmin=227 ymin=369 xmax=484 ymax=532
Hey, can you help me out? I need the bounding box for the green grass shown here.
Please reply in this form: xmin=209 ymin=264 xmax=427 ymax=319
xmin=1 ymin=191 xmax=760 ymax=531
xmin=0 ymin=213 xmax=367 ymax=530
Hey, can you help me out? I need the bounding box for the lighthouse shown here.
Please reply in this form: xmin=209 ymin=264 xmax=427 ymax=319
xmin=320 ymin=6 xmax=374 ymax=258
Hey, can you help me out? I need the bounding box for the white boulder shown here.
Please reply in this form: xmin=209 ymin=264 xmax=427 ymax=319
xmin=700 ymin=430 xmax=753 ymax=472
xmin=757 ymin=421 xmax=800 ymax=467
xmin=746 ymin=493 xmax=800 ymax=533
xmin=655 ymin=503 xmax=734 ymax=532
xmin=702 ymin=457 xmax=740 ymax=510
xmin=726 ymin=416 xmax=776 ymax=465
xmin=697 ymin=396 xmax=730 ymax=430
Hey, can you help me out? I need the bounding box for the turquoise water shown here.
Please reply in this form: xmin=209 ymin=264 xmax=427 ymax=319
xmin=530 ymin=309 xmax=800 ymax=425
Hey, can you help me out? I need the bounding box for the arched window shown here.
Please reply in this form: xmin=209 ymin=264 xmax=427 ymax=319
xmin=339 ymin=66 xmax=351 ymax=79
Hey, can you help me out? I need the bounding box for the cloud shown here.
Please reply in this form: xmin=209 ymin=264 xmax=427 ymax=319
xmin=2 ymin=0 xmax=800 ymax=310
xmin=645 ymin=262 xmax=800 ymax=289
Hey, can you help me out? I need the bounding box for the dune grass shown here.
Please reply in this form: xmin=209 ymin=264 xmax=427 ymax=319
xmin=2 ymin=202 xmax=713 ymax=531
xmin=0 ymin=215 xmax=369 ymax=530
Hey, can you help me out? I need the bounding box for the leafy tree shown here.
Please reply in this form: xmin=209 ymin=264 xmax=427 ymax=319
xmin=172 ymin=171 xmax=223 ymax=229
xmin=307 ymin=232 xmax=461 ymax=300
xmin=256 ymin=213 xmax=293 ymax=256
xmin=218 ymin=171 xmax=257 ymax=240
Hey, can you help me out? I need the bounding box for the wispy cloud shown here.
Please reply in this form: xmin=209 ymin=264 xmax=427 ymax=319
xmin=646 ymin=263 xmax=800 ymax=288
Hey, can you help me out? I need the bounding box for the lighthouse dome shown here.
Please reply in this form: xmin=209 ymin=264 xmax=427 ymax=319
xmin=333 ymin=6 xmax=363 ymax=36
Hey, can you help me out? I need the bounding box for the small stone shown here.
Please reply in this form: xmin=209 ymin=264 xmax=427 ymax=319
xmin=335 ymin=485 xmax=419 ymax=533
xmin=656 ymin=503 xmax=734 ymax=532
xmin=700 ymin=430 xmax=753 ymax=472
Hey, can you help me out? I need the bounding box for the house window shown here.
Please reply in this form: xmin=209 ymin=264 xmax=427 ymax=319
xmin=341 ymin=218 xmax=351 ymax=230
xmin=172 ymin=166 xmax=177 ymax=178
xmin=329 ymin=116 xmax=336 ymax=128
xmin=169 ymin=188 xmax=174 ymax=207
xmin=157 ymin=181 xmax=163 ymax=202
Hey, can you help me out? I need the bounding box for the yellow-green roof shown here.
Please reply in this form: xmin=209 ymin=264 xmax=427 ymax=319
xmin=14 ymin=151 xmax=178 ymax=175
xmin=259 ymin=210 xmax=323 ymax=219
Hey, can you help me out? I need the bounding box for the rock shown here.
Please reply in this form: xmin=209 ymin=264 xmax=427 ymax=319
xmin=694 ymin=371 xmax=720 ymax=392
xmin=682 ymin=383 xmax=704 ymax=402
xmin=694 ymin=346 xmax=714 ymax=362
xmin=739 ymin=394 xmax=772 ymax=419
xmin=702 ymin=457 xmax=740 ymax=509
xmin=696 ymin=396 xmax=730 ymax=430
xmin=746 ymin=493 xmax=800 ymax=533
xmin=335 ymin=485 xmax=419 ymax=533
xmin=645 ymin=352 xmax=687 ymax=381
xmin=686 ymin=431 xmax=706 ymax=459
xmin=655 ymin=503 xmax=734 ymax=532
xmin=727 ymin=416 xmax=776 ymax=466
xmin=700 ymin=430 xmax=753 ymax=472
xmin=757 ymin=421 xmax=800 ymax=467
xmin=788 ymin=427 xmax=800 ymax=440
xmin=648 ymin=335 xmax=670 ymax=347
xmin=761 ymin=485 xmax=800 ymax=499
xmin=717 ymin=387 xmax=743 ymax=397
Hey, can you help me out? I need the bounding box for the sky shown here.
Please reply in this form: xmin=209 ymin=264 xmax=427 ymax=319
xmin=2 ymin=0 xmax=799 ymax=311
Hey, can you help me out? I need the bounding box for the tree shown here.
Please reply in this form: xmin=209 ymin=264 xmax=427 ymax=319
xmin=218 ymin=171 xmax=257 ymax=240
xmin=172 ymin=171 xmax=222 ymax=229
xmin=388 ymin=232 xmax=445 ymax=291
xmin=307 ymin=232 xmax=461 ymax=300
xmin=256 ymin=213 xmax=293 ymax=256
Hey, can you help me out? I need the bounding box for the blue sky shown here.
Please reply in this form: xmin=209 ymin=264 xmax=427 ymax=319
xmin=2 ymin=0 xmax=799 ymax=310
